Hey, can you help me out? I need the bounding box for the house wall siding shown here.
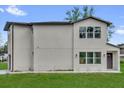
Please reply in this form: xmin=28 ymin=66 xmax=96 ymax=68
xmin=13 ymin=25 xmax=33 ymax=71
xmin=73 ymin=18 xmax=119 ymax=71
xmin=33 ymin=25 xmax=73 ymax=71
xmin=8 ymin=25 xmax=13 ymax=71
xmin=7 ymin=18 xmax=120 ymax=72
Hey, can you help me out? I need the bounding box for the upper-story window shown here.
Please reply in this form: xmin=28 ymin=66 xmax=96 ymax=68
xmin=79 ymin=27 xmax=86 ymax=38
xmin=95 ymin=27 xmax=101 ymax=38
xmin=79 ymin=26 xmax=101 ymax=39
xmin=87 ymin=26 xmax=94 ymax=38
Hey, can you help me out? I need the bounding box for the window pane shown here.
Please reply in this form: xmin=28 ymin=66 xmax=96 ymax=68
xmin=95 ymin=27 xmax=101 ymax=32
xmin=87 ymin=52 xmax=93 ymax=57
xmin=94 ymin=59 xmax=101 ymax=64
xmin=94 ymin=52 xmax=101 ymax=64
xmin=79 ymin=27 xmax=86 ymax=38
xmin=80 ymin=52 xmax=86 ymax=57
xmin=87 ymin=52 xmax=93 ymax=64
xmin=80 ymin=32 xmax=86 ymax=38
xmin=80 ymin=52 xmax=86 ymax=64
xmin=87 ymin=32 xmax=93 ymax=38
xmin=80 ymin=27 xmax=86 ymax=32
xmin=87 ymin=27 xmax=93 ymax=32
xmin=94 ymin=52 xmax=101 ymax=57
xmin=87 ymin=58 xmax=93 ymax=64
xmin=95 ymin=27 xmax=101 ymax=38
xmin=80 ymin=58 xmax=86 ymax=64
xmin=95 ymin=33 xmax=100 ymax=38
xmin=87 ymin=27 xmax=93 ymax=38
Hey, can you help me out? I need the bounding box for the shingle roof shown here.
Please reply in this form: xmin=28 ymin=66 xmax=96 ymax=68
xmin=118 ymin=44 xmax=124 ymax=46
xmin=73 ymin=16 xmax=112 ymax=26
xmin=4 ymin=16 xmax=112 ymax=31
xmin=4 ymin=21 xmax=72 ymax=31
xmin=107 ymin=43 xmax=119 ymax=48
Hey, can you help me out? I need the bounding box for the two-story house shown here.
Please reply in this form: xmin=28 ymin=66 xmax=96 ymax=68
xmin=4 ymin=16 xmax=120 ymax=72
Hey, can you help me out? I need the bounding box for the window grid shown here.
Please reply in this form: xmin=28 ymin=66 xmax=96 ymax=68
xmin=94 ymin=52 xmax=101 ymax=64
xmin=79 ymin=26 xmax=101 ymax=39
xmin=79 ymin=52 xmax=101 ymax=64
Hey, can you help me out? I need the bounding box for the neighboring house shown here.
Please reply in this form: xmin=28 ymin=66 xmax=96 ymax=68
xmin=4 ymin=16 xmax=120 ymax=72
xmin=0 ymin=53 xmax=8 ymax=62
xmin=118 ymin=44 xmax=124 ymax=61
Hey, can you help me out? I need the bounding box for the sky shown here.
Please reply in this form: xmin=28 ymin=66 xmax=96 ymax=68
xmin=0 ymin=5 xmax=124 ymax=45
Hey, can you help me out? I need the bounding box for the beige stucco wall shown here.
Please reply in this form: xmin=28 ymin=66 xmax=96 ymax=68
xmin=74 ymin=18 xmax=108 ymax=49
xmin=8 ymin=25 xmax=13 ymax=71
xmin=33 ymin=25 xmax=73 ymax=71
xmin=13 ymin=25 xmax=33 ymax=71
xmin=73 ymin=18 xmax=119 ymax=71
xmin=106 ymin=45 xmax=120 ymax=71
xmin=7 ymin=18 xmax=120 ymax=72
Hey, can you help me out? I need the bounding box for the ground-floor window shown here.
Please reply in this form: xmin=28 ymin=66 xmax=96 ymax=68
xmin=79 ymin=52 xmax=101 ymax=64
xmin=87 ymin=52 xmax=93 ymax=64
xmin=80 ymin=52 xmax=86 ymax=64
xmin=94 ymin=52 xmax=101 ymax=64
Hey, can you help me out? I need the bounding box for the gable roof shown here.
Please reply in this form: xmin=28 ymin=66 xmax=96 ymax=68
xmin=118 ymin=44 xmax=124 ymax=48
xmin=73 ymin=16 xmax=112 ymax=26
xmin=118 ymin=43 xmax=124 ymax=46
xmin=107 ymin=43 xmax=119 ymax=48
xmin=4 ymin=16 xmax=112 ymax=31
xmin=4 ymin=21 xmax=72 ymax=31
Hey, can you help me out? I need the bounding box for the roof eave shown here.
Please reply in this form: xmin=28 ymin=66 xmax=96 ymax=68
xmin=72 ymin=16 xmax=112 ymax=26
xmin=107 ymin=43 xmax=119 ymax=48
xmin=4 ymin=22 xmax=72 ymax=31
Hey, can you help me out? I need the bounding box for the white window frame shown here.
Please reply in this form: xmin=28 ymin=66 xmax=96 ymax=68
xmin=94 ymin=52 xmax=101 ymax=64
xmin=79 ymin=52 xmax=86 ymax=64
xmin=87 ymin=52 xmax=94 ymax=64
xmin=79 ymin=26 xmax=101 ymax=39
xmin=79 ymin=27 xmax=86 ymax=39
xmin=79 ymin=52 xmax=101 ymax=64
xmin=87 ymin=26 xmax=94 ymax=38
xmin=94 ymin=27 xmax=101 ymax=38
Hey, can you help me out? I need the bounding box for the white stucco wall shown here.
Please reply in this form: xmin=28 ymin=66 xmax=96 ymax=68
xmin=33 ymin=25 xmax=73 ymax=71
xmin=13 ymin=25 xmax=33 ymax=71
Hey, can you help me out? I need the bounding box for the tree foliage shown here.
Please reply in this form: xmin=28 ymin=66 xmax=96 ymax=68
xmin=0 ymin=41 xmax=8 ymax=55
xmin=65 ymin=7 xmax=81 ymax=22
xmin=82 ymin=6 xmax=94 ymax=19
xmin=107 ymin=24 xmax=115 ymax=41
xmin=65 ymin=6 xmax=94 ymax=22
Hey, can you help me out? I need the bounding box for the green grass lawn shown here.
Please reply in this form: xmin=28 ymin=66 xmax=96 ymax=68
xmin=0 ymin=63 xmax=124 ymax=88
xmin=0 ymin=62 xmax=8 ymax=70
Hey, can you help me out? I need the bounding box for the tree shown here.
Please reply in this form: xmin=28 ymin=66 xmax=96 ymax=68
xmin=3 ymin=41 xmax=8 ymax=53
xmin=107 ymin=24 xmax=115 ymax=41
xmin=65 ymin=6 xmax=94 ymax=22
xmin=65 ymin=7 xmax=81 ymax=22
xmin=82 ymin=6 xmax=94 ymax=18
xmin=0 ymin=41 xmax=8 ymax=55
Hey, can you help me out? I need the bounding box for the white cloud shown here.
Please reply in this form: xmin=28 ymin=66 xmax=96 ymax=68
xmin=6 ymin=5 xmax=27 ymax=16
xmin=0 ymin=8 xmax=4 ymax=12
xmin=116 ymin=29 xmax=124 ymax=35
